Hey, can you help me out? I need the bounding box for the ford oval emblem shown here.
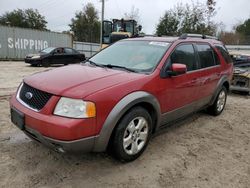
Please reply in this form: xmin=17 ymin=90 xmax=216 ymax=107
xmin=25 ymin=92 xmax=33 ymax=100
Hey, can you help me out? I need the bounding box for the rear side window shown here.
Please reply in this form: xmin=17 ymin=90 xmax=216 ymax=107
xmin=170 ymin=44 xmax=197 ymax=71
xmin=65 ymin=48 xmax=75 ymax=54
xmin=215 ymin=45 xmax=233 ymax=64
xmin=196 ymin=44 xmax=216 ymax=68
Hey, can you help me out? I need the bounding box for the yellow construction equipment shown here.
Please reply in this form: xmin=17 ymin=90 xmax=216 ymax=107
xmin=102 ymin=19 xmax=142 ymax=48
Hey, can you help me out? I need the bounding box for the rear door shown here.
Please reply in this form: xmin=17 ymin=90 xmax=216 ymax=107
xmin=64 ymin=48 xmax=77 ymax=63
xmin=194 ymin=43 xmax=221 ymax=103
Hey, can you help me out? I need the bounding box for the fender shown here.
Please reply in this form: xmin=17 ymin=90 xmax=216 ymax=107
xmin=93 ymin=91 xmax=161 ymax=152
xmin=209 ymin=75 xmax=230 ymax=105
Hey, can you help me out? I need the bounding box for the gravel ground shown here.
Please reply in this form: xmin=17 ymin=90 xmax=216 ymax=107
xmin=0 ymin=61 xmax=249 ymax=188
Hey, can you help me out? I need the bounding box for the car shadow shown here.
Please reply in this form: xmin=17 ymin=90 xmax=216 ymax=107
xmin=27 ymin=64 xmax=64 ymax=68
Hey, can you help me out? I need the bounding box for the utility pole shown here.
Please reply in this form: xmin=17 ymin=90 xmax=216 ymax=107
xmin=100 ymin=0 xmax=105 ymax=47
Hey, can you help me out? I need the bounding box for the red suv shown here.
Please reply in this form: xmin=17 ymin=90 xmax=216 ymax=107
xmin=10 ymin=34 xmax=233 ymax=162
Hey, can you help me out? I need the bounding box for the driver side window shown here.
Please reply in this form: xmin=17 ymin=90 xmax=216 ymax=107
xmin=170 ymin=44 xmax=197 ymax=71
xmin=54 ymin=48 xmax=64 ymax=54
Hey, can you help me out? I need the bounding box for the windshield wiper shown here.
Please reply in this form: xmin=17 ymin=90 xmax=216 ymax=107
xmin=84 ymin=60 xmax=137 ymax=73
xmin=84 ymin=59 xmax=106 ymax=68
xmin=105 ymin=64 xmax=137 ymax=73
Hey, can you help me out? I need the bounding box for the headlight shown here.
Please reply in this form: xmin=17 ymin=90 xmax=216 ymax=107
xmin=54 ymin=97 xmax=96 ymax=118
xmin=31 ymin=55 xmax=40 ymax=59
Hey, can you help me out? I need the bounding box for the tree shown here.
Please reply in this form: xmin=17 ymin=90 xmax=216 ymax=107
xmin=156 ymin=10 xmax=180 ymax=36
xmin=219 ymin=31 xmax=244 ymax=45
xmin=206 ymin=0 xmax=216 ymax=24
xmin=156 ymin=1 xmax=217 ymax=36
xmin=124 ymin=6 xmax=140 ymax=23
xmin=236 ymin=18 xmax=250 ymax=36
xmin=0 ymin=9 xmax=47 ymax=30
xmin=69 ymin=3 xmax=100 ymax=43
xmin=234 ymin=18 xmax=250 ymax=44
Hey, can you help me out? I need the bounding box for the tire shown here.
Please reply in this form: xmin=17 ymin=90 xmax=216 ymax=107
xmin=111 ymin=107 xmax=152 ymax=162
xmin=207 ymin=86 xmax=227 ymax=116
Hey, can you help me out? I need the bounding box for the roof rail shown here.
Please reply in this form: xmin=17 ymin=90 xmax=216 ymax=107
xmin=179 ymin=33 xmax=219 ymax=40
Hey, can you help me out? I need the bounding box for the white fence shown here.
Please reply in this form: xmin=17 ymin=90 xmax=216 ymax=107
xmin=73 ymin=41 xmax=100 ymax=58
xmin=226 ymin=45 xmax=250 ymax=55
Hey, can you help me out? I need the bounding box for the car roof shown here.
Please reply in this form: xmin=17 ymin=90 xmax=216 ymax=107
xmin=124 ymin=35 xmax=223 ymax=45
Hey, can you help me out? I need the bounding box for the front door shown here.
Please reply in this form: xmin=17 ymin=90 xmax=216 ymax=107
xmin=51 ymin=48 xmax=67 ymax=64
xmin=158 ymin=43 xmax=201 ymax=124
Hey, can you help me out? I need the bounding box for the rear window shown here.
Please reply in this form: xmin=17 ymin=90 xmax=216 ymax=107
xmin=65 ymin=48 xmax=77 ymax=54
xmin=196 ymin=44 xmax=216 ymax=68
xmin=215 ymin=45 xmax=233 ymax=64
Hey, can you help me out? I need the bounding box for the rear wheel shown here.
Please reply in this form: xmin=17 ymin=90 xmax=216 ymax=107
xmin=207 ymin=86 xmax=227 ymax=116
xmin=111 ymin=107 xmax=152 ymax=162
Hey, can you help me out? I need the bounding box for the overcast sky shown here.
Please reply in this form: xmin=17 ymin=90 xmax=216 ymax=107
xmin=0 ymin=0 xmax=250 ymax=34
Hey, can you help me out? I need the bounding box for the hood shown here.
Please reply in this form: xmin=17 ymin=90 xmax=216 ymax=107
xmin=26 ymin=53 xmax=41 ymax=58
xmin=26 ymin=52 xmax=48 ymax=57
xmin=24 ymin=64 xmax=144 ymax=98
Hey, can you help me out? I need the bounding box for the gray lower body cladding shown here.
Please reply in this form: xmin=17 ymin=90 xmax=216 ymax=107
xmin=23 ymin=126 xmax=97 ymax=153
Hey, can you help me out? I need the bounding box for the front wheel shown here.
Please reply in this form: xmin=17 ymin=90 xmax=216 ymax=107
xmin=207 ymin=86 xmax=227 ymax=116
xmin=111 ymin=107 xmax=152 ymax=162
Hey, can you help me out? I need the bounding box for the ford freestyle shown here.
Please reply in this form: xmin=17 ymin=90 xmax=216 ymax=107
xmin=10 ymin=34 xmax=233 ymax=162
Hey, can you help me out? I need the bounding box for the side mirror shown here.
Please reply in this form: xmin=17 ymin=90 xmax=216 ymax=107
xmin=160 ymin=62 xmax=187 ymax=78
xmin=172 ymin=63 xmax=187 ymax=74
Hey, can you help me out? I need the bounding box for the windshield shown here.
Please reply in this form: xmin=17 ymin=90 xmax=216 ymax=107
xmin=40 ymin=47 xmax=56 ymax=53
xmin=90 ymin=40 xmax=170 ymax=73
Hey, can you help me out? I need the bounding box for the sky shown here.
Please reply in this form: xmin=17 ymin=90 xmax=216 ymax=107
xmin=0 ymin=0 xmax=250 ymax=34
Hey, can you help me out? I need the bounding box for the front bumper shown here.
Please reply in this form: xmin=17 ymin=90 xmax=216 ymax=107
xmin=24 ymin=58 xmax=41 ymax=64
xmin=23 ymin=126 xmax=97 ymax=153
xmin=10 ymin=93 xmax=99 ymax=152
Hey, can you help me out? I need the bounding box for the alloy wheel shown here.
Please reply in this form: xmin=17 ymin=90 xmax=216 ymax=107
xmin=123 ymin=117 xmax=149 ymax=155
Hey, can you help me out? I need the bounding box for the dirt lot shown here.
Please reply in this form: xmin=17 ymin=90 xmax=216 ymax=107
xmin=0 ymin=61 xmax=249 ymax=188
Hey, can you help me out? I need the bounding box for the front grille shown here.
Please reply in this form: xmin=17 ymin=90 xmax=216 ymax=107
xmin=18 ymin=82 xmax=52 ymax=111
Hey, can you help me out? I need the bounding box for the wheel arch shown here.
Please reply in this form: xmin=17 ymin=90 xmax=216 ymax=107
xmin=93 ymin=91 xmax=161 ymax=152
xmin=209 ymin=75 xmax=230 ymax=105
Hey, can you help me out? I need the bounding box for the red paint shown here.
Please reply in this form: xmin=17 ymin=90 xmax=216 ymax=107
xmin=172 ymin=63 xmax=187 ymax=74
xmin=10 ymin=37 xmax=233 ymax=141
